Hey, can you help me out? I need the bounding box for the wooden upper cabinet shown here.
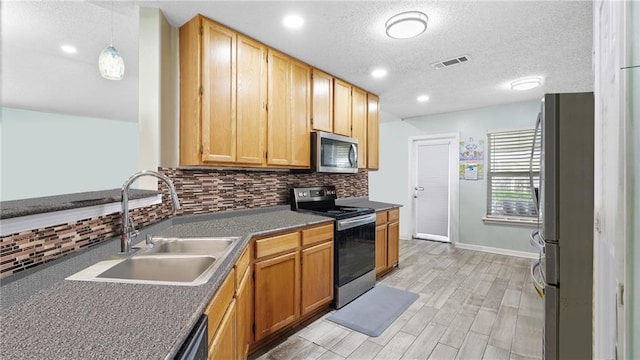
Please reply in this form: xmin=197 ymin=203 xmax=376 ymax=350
xmin=267 ymin=50 xmax=310 ymax=168
xmin=351 ymin=87 xmax=367 ymax=169
xmin=290 ymin=60 xmax=311 ymax=167
xmin=367 ymin=94 xmax=380 ymax=170
xmin=267 ymin=50 xmax=291 ymax=166
xmin=333 ymin=79 xmax=352 ymax=136
xmin=236 ymin=35 xmax=267 ymax=165
xmin=311 ymin=69 xmax=333 ymax=132
xmin=201 ymin=18 xmax=237 ymax=163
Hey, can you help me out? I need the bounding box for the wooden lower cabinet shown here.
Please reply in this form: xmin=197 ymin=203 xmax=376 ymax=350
xmin=301 ymin=241 xmax=334 ymax=316
xmin=375 ymin=224 xmax=388 ymax=275
xmin=235 ymin=266 xmax=252 ymax=359
xmin=375 ymin=208 xmax=401 ymax=277
xmin=209 ymin=299 xmax=236 ymax=359
xmin=251 ymin=223 xmax=334 ymax=350
xmin=387 ymin=220 xmax=399 ymax=267
xmin=254 ymin=250 xmax=301 ymax=341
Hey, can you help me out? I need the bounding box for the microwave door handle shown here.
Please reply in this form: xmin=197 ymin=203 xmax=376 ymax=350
xmin=349 ymin=144 xmax=358 ymax=167
xmin=530 ymin=112 xmax=541 ymax=212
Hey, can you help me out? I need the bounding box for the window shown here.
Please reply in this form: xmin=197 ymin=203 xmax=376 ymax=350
xmin=486 ymin=128 xmax=541 ymax=221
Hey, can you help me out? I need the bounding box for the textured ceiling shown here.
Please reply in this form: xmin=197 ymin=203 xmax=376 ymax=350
xmin=1 ymin=1 xmax=593 ymax=123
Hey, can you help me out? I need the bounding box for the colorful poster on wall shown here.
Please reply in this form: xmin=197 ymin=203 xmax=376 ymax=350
xmin=459 ymin=137 xmax=484 ymax=179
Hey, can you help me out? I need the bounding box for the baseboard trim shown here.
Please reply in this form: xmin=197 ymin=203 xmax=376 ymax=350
xmin=453 ymin=242 xmax=538 ymax=259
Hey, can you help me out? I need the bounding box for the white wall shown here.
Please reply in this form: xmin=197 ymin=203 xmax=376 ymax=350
xmin=137 ymin=8 xmax=179 ymax=190
xmin=0 ymin=107 xmax=138 ymax=201
xmin=370 ymin=100 xmax=540 ymax=253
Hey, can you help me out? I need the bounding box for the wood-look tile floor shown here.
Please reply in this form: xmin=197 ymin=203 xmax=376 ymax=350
xmin=250 ymin=239 xmax=543 ymax=360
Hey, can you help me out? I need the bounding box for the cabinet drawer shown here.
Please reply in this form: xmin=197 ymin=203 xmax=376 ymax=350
xmin=255 ymin=231 xmax=300 ymax=259
xmin=234 ymin=246 xmax=250 ymax=288
xmin=388 ymin=208 xmax=399 ymax=222
xmin=204 ymin=268 xmax=235 ymax=345
xmin=376 ymin=211 xmax=387 ymax=225
xmin=301 ymin=223 xmax=334 ymax=247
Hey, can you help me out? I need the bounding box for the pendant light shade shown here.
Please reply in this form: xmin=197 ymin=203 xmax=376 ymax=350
xmin=99 ymin=1 xmax=124 ymax=80
xmin=99 ymin=45 xmax=125 ymax=80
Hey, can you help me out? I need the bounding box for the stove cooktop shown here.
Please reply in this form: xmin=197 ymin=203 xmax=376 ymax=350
xmin=299 ymin=205 xmax=374 ymax=220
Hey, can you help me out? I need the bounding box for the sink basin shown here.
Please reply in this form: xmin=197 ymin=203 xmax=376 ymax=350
xmin=144 ymin=237 xmax=238 ymax=255
xmin=66 ymin=254 xmax=220 ymax=286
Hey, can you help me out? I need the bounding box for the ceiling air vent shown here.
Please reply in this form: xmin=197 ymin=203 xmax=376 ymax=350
xmin=431 ymin=55 xmax=471 ymax=69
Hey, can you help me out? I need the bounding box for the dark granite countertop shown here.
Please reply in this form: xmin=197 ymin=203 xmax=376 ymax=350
xmin=0 ymin=206 xmax=333 ymax=359
xmin=336 ymin=197 xmax=402 ymax=212
xmin=0 ymin=189 xmax=160 ymax=219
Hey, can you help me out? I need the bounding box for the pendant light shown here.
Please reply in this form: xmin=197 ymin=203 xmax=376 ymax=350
xmin=98 ymin=1 xmax=125 ymax=80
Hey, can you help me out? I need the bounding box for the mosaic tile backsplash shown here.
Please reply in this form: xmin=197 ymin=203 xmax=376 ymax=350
xmin=0 ymin=168 xmax=368 ymax=278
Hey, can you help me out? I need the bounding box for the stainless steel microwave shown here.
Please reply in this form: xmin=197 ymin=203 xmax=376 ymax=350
xmin=311 ymin=131 xmax=358 ymax=173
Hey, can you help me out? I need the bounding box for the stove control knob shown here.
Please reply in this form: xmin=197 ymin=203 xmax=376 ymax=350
xmin=298 ymin=192 xmax=304 ymax=197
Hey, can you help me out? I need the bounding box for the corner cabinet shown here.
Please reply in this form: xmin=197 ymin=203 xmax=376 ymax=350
xmin=375 ymin=208 xmax=400 ymax=277
xmin=266 ymin=50 xmax=310 ymax=168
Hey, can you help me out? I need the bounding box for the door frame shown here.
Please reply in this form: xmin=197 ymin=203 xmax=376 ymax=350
xmin=407 ymin=133 xmax=460 ymax=244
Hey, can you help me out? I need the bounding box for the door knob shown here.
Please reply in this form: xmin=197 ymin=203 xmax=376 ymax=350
xmin=415 ymin=186 xmax=424 ymax=191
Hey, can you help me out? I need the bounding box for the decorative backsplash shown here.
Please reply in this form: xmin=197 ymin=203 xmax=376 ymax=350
xmin=161 ymin=167 xmax=369 ymax=215
xmin=0 ymin=168 xmax=368 ymax=278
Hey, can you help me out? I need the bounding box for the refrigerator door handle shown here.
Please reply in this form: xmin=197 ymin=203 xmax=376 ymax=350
xmin=530 ymin=259 xmax=545 ymax=298
xmin=529 ymin=229 xmax=544 ymax=252
xmin=529 ymin=111 xmax=542 ymax=213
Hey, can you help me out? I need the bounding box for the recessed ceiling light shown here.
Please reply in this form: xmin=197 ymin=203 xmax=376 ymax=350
xmin=61 ymin=45 xmax=77 ymax=54
xmin=385 ymin=11 xmax=428 ymax=39
xmin=371 ymin=69 xmax=388 ymax=78
xmin=417 ymin=95 xmax=430 ymax=102
xmin=283 ymin=15 xmax=304 ymax=30
xmin=511 ymin=77 xmax=542 ymax=91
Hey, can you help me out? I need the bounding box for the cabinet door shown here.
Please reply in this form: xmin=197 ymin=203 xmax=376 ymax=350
xmin=208 ymin=299 xmax=236 ymax=360
xmin=201 ymin=19 xmax=236 ymax=163
xmin=375 ymin=224 xmax=388 ymax=275
xmin=387 ymin=221 xmax=400 ymax=267
xmin=254 ymin=251 xmax=300 ymax=340
xmin=333 ymin=79 xmax=352 ymax=136
xmin=301 ymin=241 xmax=334 ymax=316
xmin=351 ymin=87 xmax=367 ymax=169
xmin=311 ymin=69 xmax=333 ymax=132
xmin=235 ymin=267 xmax=252 ymax=359
xmin=236 ymin=35 xmax=266 ymax=165
xmin=289 ymin=60 xmax=311 ymax=167
xmin=367 ymin=94 xmax=380 ymax=170
xmin=267 ymin=50 xmax=292 ymax=166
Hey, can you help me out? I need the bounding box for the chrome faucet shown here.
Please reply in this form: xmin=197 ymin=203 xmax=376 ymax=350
xmin=121 ymin=170 xmax=181 ymax=253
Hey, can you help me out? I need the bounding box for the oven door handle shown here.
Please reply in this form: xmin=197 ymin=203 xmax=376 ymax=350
xmin=336 ymin=213 xmax=376 ymax=231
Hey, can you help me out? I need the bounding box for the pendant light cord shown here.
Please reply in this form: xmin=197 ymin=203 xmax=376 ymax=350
xmin=110 ymin=0 xmax=114 ymax=46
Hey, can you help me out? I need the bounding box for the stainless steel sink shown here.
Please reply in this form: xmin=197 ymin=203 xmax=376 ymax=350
xmin=66 ymin=236 xmax=240 ymax=286
xmin=144 ymin=237 xmax=238 ymax=255
xmin=67 ymin=255 xmax=220 ymax=286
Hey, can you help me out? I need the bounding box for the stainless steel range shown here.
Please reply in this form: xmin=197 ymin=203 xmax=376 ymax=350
xmin=290 ymin=185 xmax=375 ymax=308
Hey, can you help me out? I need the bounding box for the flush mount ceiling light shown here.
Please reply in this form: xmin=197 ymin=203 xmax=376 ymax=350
xmin=283 ymin=15 xmax=304 ymax=30
xmin=371 ymin=68 xmax=388 ymax=78
xmin=98 ymin=0 xmax=124 ymax=80
xmin=511 ymin=77 xmax=542 ymax=91
xmin=61 ymin=45 xmax=77 ymax=54
xmin=417 ymin=95 xmax=430 ymax=102
xmin=385 ymin=11 xmax=428 ymax=39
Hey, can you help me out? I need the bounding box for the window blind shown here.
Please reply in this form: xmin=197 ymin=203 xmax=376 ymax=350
xmin=487 ymin=128 xmax=540 ymax=218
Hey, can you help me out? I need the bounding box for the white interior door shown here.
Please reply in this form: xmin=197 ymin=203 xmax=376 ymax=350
xmin=412 ymin=136 xmax=456 ymax=242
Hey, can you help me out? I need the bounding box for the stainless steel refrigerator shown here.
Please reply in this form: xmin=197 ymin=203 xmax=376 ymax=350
xmin=529 ymin=92 xmax=594 ymax=360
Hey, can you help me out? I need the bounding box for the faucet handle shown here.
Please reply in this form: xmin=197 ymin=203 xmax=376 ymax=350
xmin=146 ymin=234 xmax=155 ymax=249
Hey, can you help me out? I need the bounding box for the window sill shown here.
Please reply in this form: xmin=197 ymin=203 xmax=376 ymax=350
xmin=482 ymin=216 xmax=537 ymax=227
